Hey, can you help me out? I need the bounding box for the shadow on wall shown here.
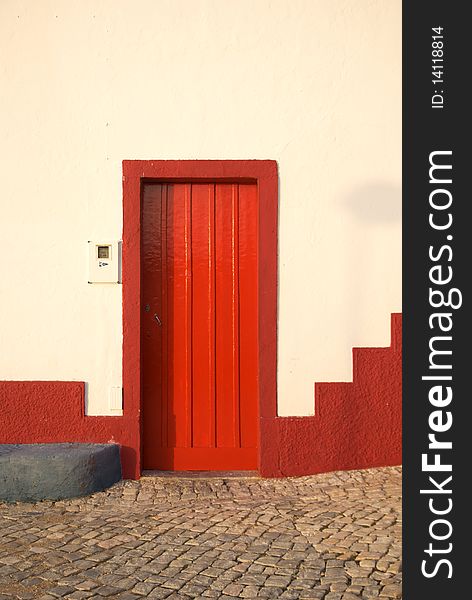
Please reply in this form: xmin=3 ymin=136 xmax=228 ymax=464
xmin=341 ymin=182 xmax=401 ymax=346
xmin=342 ymin=182 xmax=401 ymax=224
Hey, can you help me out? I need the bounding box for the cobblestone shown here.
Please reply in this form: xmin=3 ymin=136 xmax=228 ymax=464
xmin=1 ymin=467 xmax=401 ymax=599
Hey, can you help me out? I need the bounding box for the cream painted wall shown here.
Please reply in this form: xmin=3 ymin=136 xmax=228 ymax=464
xmin=0 ymin=0 xmax=401 ymax=416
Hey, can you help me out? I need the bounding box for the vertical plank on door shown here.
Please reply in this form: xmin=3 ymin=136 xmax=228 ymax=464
xmin=160 ymin=184 xmax=169 ymax=450
xmin=184 ymin=186 xmax=193 ymax=448
xmin=231 ymin=185 xmax=241 ymax=447
xmin=238 ymin=183 xmax=259 ymax=448
xmin=215 ymin=184 xmax=240 ymax=447
xmin=168 ymin=184 xmax=192 ymax=448
xmin=191 ymin=184 xmax=216 ymax=448
xmin=142 ymin=184 xmax=164 ymax=461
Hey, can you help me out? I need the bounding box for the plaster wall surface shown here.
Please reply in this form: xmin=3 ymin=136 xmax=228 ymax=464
xmin=0 ymin=0 xmax=401 ymax=416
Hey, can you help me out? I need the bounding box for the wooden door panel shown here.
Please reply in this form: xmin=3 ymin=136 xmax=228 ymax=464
xmin=142 ymin=184 xmax=164 ymax=465
xmin=190 ymin=184 xmax=216 ymax=449
xmin=215 ymin=184 xmax=240 ymax=448
xmin=142 ymin=182 xmax=258 ymax=470
xmin=167 ymin=183 xmax=192 ymax=449
xmin=238 ymin=183 xmax=259 ymax=449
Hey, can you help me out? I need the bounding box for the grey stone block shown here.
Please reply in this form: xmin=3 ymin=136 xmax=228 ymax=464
xmin=0 ymin=443 xmax=121 ymax=502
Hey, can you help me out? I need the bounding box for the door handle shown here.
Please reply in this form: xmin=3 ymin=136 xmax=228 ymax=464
xmin=154 ymin=313 xmax=162 ymax=326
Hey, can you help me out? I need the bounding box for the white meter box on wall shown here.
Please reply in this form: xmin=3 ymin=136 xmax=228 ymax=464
xmin=88 ymin=241 xmax=121 ymax=283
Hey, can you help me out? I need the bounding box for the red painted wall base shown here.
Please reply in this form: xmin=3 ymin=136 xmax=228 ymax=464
xmin=259 ymin=313 xmax=402 ymax=477
xmin=0 ymin=382 xmax=139 ymax=479
xmin=0 ymin=314 xmax=401 ymax=480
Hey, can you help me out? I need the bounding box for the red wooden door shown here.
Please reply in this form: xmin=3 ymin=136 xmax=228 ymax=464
xmin=142 ymin=182 xmax=258 ymax=470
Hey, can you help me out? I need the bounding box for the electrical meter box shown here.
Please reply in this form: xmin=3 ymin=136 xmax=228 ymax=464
xmin=88 ymin=241 xmax=120 ymax=283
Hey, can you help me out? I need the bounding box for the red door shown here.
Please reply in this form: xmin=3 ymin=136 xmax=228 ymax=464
xmin=142 ymin=182 xmax=258 ymax=470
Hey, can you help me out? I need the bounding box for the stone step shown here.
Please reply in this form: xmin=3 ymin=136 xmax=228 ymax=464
xmin=0 ymin=442 xmax=121 ymax=503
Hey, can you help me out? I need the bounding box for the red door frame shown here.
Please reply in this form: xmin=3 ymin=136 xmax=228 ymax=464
xmin=122 ymin=160 xmax=278 ymax=476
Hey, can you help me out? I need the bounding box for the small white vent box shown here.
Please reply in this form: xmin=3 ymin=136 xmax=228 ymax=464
xmin=88 ymin=241 xmax=120 ymax=283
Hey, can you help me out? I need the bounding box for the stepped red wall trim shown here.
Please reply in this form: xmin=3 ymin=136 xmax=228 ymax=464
xmin=0 ymin=381 xmax=139 ymax=478
xmin=0 ymin=314 xmax=401 ymax=479
xmin=259 ymin=313 xmax=402 ymax=477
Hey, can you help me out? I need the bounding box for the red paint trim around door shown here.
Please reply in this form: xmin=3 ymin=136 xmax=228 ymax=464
xmin=122 ymin=160 xmax=279 ymax=476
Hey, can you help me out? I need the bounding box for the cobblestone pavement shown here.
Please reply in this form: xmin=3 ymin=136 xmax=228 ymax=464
xmin=0 ymin=467 xmax=402 ymax=600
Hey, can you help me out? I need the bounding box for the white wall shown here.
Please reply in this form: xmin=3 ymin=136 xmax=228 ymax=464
xmin=0 ymin=0 xmax=401 ymax=416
